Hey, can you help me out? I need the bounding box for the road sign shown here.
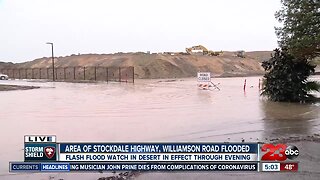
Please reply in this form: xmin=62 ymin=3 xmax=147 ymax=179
xmin=197 ymin=72 xmax=211 ymax=82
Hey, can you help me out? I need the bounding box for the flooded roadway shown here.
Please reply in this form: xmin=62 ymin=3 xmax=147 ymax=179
xmin=0 ymin=76 xmax=319 ymax=180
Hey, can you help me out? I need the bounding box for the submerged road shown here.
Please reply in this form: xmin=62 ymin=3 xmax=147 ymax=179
xmin=0 ymin=76 xmax=319 ymax=179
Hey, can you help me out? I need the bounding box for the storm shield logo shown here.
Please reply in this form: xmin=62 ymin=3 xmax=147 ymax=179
xmin=44 ymin=146 xmax=55 ymax=159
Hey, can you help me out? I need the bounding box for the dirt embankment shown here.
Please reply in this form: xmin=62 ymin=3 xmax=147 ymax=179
xmin=1 ymin=51 xmax=319 ymax=79
xmin=1 ymin=52 xmax=270 ymax=79
xmin=0 ymin=62 xmax=15 ymax=69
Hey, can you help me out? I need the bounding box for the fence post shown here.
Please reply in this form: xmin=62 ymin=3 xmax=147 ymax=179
xmin=84 ymin=67 xmax=86 ymax=80
xmin=132 ymin=67 xmax=134 ymax=83
xmin=64 ymin=67 xmax=66 ymax=80
xmin=106 ymin=67 xmax=108 ymax=83
xmin=55 ymin=68 xmax=58 ymax=80
xmin=94 ymin=67 xmax=97 ymax=81
xmin=74 ymin=67 xmax=76 ymax=80
xmin=119 ymin=67 xmax=121 ymax=82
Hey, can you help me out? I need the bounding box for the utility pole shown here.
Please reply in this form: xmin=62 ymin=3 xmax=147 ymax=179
xmin=46 ymin=42 xmax=55 ymax=81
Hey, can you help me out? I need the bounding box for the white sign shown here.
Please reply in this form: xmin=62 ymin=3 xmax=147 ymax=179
xmin=197 ymin=72 xmax=211 ymax=82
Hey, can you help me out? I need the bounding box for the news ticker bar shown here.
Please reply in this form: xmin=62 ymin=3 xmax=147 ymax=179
xmin=9 ymin=162 xmax=299 ymax=172
xmin=10 ymin=162 xmax=258 ymax=172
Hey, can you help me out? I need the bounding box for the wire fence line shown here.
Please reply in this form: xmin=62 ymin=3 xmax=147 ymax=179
xmin=0 ymin=66 xmax=134 ymax=83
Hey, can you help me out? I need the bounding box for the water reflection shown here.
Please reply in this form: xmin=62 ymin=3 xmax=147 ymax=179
xmin=196 ymin=90 xmax=214 ymax=104
xmin=260 ymin=100 xmax=320 ymax=139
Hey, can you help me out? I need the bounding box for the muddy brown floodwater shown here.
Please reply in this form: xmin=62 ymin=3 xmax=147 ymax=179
xmin=0 ymin=76 xmax=319 ymax=180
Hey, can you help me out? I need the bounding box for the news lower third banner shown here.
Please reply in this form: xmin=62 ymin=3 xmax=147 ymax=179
xmin=58 ymin=143 xmax=258 ymax=162
xmin=9 ymin=135 xmax=299 ymax=172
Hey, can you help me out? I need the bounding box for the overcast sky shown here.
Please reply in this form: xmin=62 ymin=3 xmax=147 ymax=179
xmin=0 ymin=0 xmax=281 ymax=63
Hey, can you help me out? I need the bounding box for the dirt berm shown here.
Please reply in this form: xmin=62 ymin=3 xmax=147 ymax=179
xmin=1 ymin=52 xmax=267 ymax=79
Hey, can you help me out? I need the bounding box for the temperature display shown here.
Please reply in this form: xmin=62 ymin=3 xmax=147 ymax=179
xmin=280 ymin=162 xmax=298 ymax=172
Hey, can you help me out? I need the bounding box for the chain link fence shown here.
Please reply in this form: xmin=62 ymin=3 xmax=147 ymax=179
xmin=0 ymin=66 xmax=134 ymax=83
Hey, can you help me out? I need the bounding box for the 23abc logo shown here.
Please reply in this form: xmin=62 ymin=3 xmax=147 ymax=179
xmin=261 ymin=144 xmax=299 ymax=161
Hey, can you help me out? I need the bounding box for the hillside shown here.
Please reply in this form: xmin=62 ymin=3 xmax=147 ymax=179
xmin=10 ymin=51 xmax=320 ymax=78
xmin=1 ymin=52 xmax=267 ymax=79
xmin=6 ymin=51 xmax=320 ymax=79
xmin=246 ymin=51 xmax=274 ymax=62
xmin=0 ymin=62 xmax=15 ymax=69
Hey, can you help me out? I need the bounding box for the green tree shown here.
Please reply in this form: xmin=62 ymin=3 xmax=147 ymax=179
xmin=275 ymin=0 xmax=320 ymax=59
xmin=262 ymin=48 xmax=319 ymax=102
xmin=262 ymin=0 xmax=320 ymax=102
